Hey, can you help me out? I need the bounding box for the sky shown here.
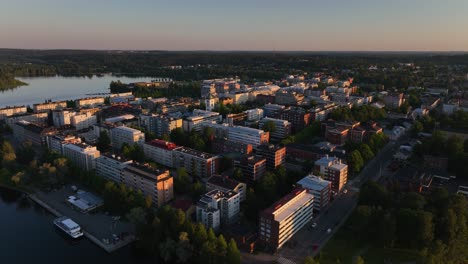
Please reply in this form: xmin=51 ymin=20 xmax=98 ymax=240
xmin=1 ymin=0 xmax=468 ymax=51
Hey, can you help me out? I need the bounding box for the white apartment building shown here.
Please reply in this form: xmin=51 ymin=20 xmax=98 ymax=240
xmin=143 ymin=139 xmax=180 ymax=168
xmin=47 ymin=135 xmax=82 ymax=155
xmin=172 ymin=147 xmax=219 ymax=178
xmin=95 ymin=154 xmax=133 ymax=183
xmin=244 ymin=108 xmax=264 ymax=121
xmin=71 ymin=112 xmax=98 ymax=130
xmin=314 ymin=156 xmax=348 ymax=192
xmin=33 ymin=101 xmax=67 ymax=113
xmin=111 ymin=126 xmax=145 ymax=149
xmin=52 ymin=109 xmax=74 ymax=127
xmin=196 ymin=189 xmax=240 ymax=231
xmin=0 ymin=106 xmax=27 ymax=120
xmin=259 ymin=117 xmax=292 ymax=141
xmin=201 ymin=122 xmax=269 ymax=147
xmin=182 ymin=109 xmax=221 ymax=132
xmin=259 ymin=188 xmax=314 ymax=249
xmin=63 ymin=143 xmax=100 ymax=171
xmin=75 ymin=97 xmax=105 ymax=108
xmin=297 ymin=174 xmax=331 ymax=211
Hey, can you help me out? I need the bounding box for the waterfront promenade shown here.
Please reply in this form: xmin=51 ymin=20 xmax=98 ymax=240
xmin=28 ymin=185 xmax=135 ymax=253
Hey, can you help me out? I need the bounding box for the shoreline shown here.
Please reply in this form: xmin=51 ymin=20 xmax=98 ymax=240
xmin=0 ymin=183 xmax=134 ymax=253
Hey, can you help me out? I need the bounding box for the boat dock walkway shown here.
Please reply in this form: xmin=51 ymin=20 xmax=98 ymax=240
xmin=29 ymin=189 xmax=134 ymax=253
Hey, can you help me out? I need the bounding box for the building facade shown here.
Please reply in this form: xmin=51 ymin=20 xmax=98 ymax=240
xmin=111 ymin=126 xmax=145 ymax=149
xmin=256 ymin=144 xmax=286 ymax=170
xmin=63 ymin=143 xmax=100 ymax=171
xmin=143 ymin=139 xmax=180 ymax=168
xmin=172 ymin=147 xmax=220 ymax=178
xmin=95 ymin=154 xmax=133 ymax=183
xmin=314 ymin=156 xmax=348 ymax=192
xmin=297 ymin=174 xmax=331 ymax=211
xmin=196 ymin=189 xmax=240 ymax=231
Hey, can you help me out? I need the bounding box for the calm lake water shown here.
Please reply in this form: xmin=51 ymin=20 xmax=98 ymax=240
xmin=0 ymin=188 xmax=150 ymax=264
xmin=0 ymin=76 xmax=152 ymax=108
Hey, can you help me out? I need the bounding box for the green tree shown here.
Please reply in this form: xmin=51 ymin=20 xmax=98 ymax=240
xmin=358 ymin=144 xmax=374 ymax=162
xmin=96 ymin=131 xmax=111 ymax=152
xmin=354 ymin=256 xmax=365 ymax=264
xmin=348 ymin=150 xmax=364 ymax=174
xmin=262 ymin=120 xmax=276 ymax=133
xmin=304 ymin=256 xmax=320 ymax=264
xmin=16 ymin=141 xmax=35 ymax=165
xmin=226 ymin=238 xmax=241 ymax=264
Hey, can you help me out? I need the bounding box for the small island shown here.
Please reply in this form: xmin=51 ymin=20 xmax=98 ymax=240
xmin=0 ymin=74 xmax=28 ymax=90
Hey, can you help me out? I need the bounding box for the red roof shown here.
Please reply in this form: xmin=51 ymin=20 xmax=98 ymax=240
xmin=147 ymin=139 xmax=178 ymax=150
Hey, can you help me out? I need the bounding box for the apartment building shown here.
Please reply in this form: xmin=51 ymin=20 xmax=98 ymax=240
xmin=33 ymin=101 xmax=67 ymax=113
xmin=122 ymin=164 xmax=174 ymax=208
xmin=314 ymin=156 xmax=348 ymax=192
xmin=143 ymin=139 xmax=180 ymax=168
xmin=183 ymin=109 xmax=221 ymax=132
xmin=172 ymin=147 xmax=220 ymax=178
xmin=196 ymin=189 xmax=240 ymax=231
xmin=383 ymin=93 xmax=405 ymax=108
xmin=206 ymin=175 xmax=247 ymax=201
xmin=297 ymin=174 xmax=331 ymax=211
xmin=234 ymin=155 xmax=267 ymax=185
xmin=95 ymin=154 xmax=133 ymax=183
xmin=259 ymin=117 xmax=291 ymax=141
xmin=259 ymin=187 xmax=314 ymax=249
xmin=256 ymin=144 xmax=286 ymax=170
xmin=110 ymin=126 xmax=145 ymax=149
xmin=211 ymin=138 xmax=253 ymax=155
xmin=63 ymin=143 xmax=100 ymax=171
xmin=275 ymin=91 xmax=304 ymax=105
xmin=71 ymin=112 xmax=98 ymax=130
xmin=141 ymin=115 xmax=182 ymax=138
xmin=47 ymin=134 xmax=82 ymax=155
xmin=278 ymin=107 xmax=311 ymax=131
xmin=75 ymin=97 xmax=105 ymax=108
xmin=11 ymin=120 xmax=57 ymax=146
xmin=0 ymin=106 xmax=27 ymax=120
xmin=202 ymin=122 xmax=269 ymax=147
xmin=52 ymin=109 xmax=74 ymax=127
xmin=263 ymin=104 xmax=286 ymax=118
xmin=244 ymin=108 xmax=264 ymax=121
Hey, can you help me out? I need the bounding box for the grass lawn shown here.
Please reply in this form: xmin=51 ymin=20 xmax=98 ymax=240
xmin=318 ymin=225 xmax=420 ymax=264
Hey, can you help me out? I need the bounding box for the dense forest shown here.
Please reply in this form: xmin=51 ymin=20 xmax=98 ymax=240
xmin=0 ymin=73 xmax=27 ymax=90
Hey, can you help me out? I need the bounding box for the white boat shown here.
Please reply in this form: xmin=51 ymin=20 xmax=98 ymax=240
xmin=53 ymin=216 xmax=84 ymax=239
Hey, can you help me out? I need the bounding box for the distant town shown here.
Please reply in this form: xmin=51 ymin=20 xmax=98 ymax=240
xmin=1 ymin=56 xmax=468 ymax=264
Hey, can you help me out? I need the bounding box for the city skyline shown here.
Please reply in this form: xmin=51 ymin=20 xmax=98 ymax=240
xmin=1 ymin=0 xmax=468 ymax=51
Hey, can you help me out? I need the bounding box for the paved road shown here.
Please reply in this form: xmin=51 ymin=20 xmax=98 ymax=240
xmin=274 ymin=135 xmax=409 ymax=263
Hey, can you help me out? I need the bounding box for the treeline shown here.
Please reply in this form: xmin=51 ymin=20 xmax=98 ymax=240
xmin=128 ymin=205 xmax=241 ymax=264
xmin=350 ymin=181 xmax=468 ymax=263
xmin=329 ymin=105 xmax=386 ymax=122
xmin=344 ymin=133 xmax=388 ymax=175
xmin=413 ymin=131 xmax=468 ymax=178
xmin=0 ymin=73 xmax=27 ymax=90
xmin=110 ymin=81 xmax=201 ymax=98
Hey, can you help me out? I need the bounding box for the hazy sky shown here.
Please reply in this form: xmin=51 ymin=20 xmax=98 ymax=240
xmin=1 ymin=0 xmax=468 ymax=51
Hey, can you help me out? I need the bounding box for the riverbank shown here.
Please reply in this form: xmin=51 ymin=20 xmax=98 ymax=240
xmin=0 ymin=183 xmax=135 ymax=253
xmin=0 ymin=76 xmax=27 ymax=90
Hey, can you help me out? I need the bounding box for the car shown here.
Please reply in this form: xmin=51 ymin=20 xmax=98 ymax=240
xmin=311 ymin=222 xmax=317 ymax=228
xmin=343 ymin=189 xmax=348 ymax=194
xmin=327 ymin=228 xmax=332 ymax=234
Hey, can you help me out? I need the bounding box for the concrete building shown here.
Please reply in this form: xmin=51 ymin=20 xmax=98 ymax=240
xmin=11 ymin=120 xmax=57 ymax=146
xmin=275 ymin=91 xmax=304 ymax=105
xmin=172 ymin=147 xmax=220 ymax=178
xmin=202 ymin=122 xmax=269 ymax=147
xmin=95 ymin=154 xmax=133 ymax=183
xmin=183 ymin=109 xmax=221 ymax=132
xmin=52 ymin=109 xmax=73 ymax=127
xmin=71 ymin=112 xmax=98 ymax=130
xmin=259 ymin=117 xmax=291 ymax=141
xmin=111 ymin=126 xmax=145 ymax=149
xmin=0 ymin=106 xmax=27 ymax=120
xmin=234 ymin=155 xmax=267 ymax=185
xmin=314 ymin=156 xmax=348 ymax=192
xmin=47 ymin=134 xmax=82 ymax=155
xmin=244 ymin=108 xmax=264 ymax=121
xmin=63 ymin=143 xmax=100 ymax=171
xmin=384 ymin=93 xmax=405 ymax=108
xmin=33 ymin=101 xmax=67 ymax=113
xmin=122 ymin=164 xmax=174 ymax=208
xmin=278 ymin=107 xmax=311 ymax=131
xmin=263 ymin=104 xmax=286 ymax=118
xmin=259 ymin=187 xmax=314 ymax=249
xmin=143 ymin=139 xmax=180 ymax=168
xmin=206 ymin=175 xmax=247 ymax=201
xmin=297 ymin=175 xmax=331 ymax=211
xmin=196 ymin=189 xmax=240 ymax=231
xmin=140 ymin=114 xmax=182 ymax=138
xmin=256 ymin=144 xmax=286 ymax=170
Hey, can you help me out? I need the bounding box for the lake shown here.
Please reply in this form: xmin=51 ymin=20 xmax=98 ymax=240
xmin=0 ymin=76 xmax=152 ymax=108
xmin=0 ymin=187 xmax=151 ymax=264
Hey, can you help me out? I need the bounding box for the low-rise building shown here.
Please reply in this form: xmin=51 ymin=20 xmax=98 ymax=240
xmin=297 ymin=175 xmax=331 ymax=211
xmin=122 ymin=164 xmax=174 ymax=208
xmin=259 ymin=187 xmax=314 ymax=250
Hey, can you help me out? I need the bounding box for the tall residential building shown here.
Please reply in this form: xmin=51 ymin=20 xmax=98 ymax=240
xmin=206 ymin=175 xmax=247 ymax=201
xmin=63 ymin=143 xmax=100 ymax=171
xmin=244 ymin=108 xmax=264 ymax=121
xmin=234 ymin=155 xmax=267 ymax=185
xmin=140 ymin=114 xmax=183 ymax=138
xmin=111 ymin=126 xmax=145 ymax=149
xmin=256 ymin=144 xmax=286 ymax=170
xmin=0 ymin=106 xmax=27 ymax=120
xmin=95 ymin=154 xmax=133 ymax=183
xmin=259 ymin=117 xmax=291 ymax=141
xmin=33 ymin=101 xmax=67 ymax=113
xmin=263 ymin=104 xmax=286 ymax=118
xmin=143 ymin=139 xmax=180 ymax=168
xmin=172 ymin=147 xmax=220 ymax=178
xmin=122 ymin=164 xmax=174 ymax=208
xmin=47 ymin=134 xmax=82 ymax=155
xmin=71 ymin=112 xmax=98 ymax=131
xmin=196 ymin=189 xmax=240 ymax=231
xmin=314 ymin=156 xmax=348 ymax=192
xmin=259 ymin=187 xmax=314 ymax=249
xmin=297 ymin=174 xmax=331 ymax=211
xmin=52 ymin=109 xmax=74 ymax=127
xmin=278 ymin=107 xmax=311 ymax=131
